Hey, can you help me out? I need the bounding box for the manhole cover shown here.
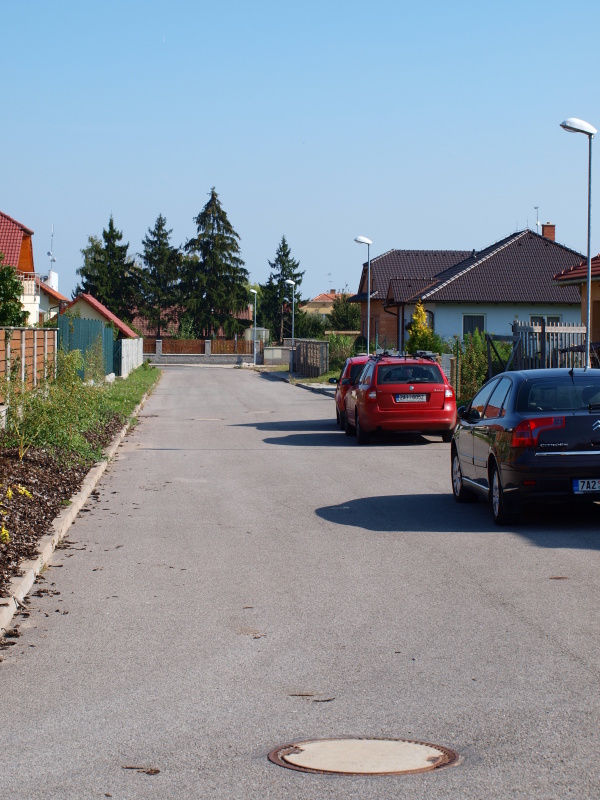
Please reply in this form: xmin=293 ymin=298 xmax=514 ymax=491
xmin=268 ymin=737 xmax=458 ymax=775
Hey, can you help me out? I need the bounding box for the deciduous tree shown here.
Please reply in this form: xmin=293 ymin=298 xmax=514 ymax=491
xmin=0 ymin=253 xmax=27 ymax=326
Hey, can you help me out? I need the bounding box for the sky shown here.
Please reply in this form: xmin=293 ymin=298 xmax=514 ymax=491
xmin=3 ymin=0 xmax=600 ymax=302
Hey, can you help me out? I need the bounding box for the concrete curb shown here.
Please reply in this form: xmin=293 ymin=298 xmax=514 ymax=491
xmin=0 ymin=388 xmax=155 ymax=635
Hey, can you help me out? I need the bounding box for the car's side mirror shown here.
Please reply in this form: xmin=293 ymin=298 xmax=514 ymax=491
xmin=341 ymin=377 xmax=351 ymax=386
xmin=468 ymin=408 xmax=481 ymax=421
xmin=329 ymin=377 xmax=338 ymax=384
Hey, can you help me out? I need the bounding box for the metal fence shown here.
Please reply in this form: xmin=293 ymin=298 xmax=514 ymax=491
xmin=487 ymin=321 xmax=587 ymax=378
xmin=58 ymin=317 xmax=114 ymax=378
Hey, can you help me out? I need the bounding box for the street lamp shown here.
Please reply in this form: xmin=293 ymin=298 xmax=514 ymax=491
xmin=285 ymin=279 xmax=296 ymax=347
xmin=561 ymin=117 xmax=597 ymax=368
xmin=354 ymin=236 xmax=372 ymax=354
xmin=250 ymin=288 xmax=258 ymax=366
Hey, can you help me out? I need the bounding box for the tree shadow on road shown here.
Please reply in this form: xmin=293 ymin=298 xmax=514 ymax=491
xmin=315 ymin=494 xmax=600 ymax=550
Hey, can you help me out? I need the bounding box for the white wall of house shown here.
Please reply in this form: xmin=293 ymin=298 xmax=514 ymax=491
xmin=69 ymin=300 xmax=107 ymax=324
xmin=426 ymin=303 xmax=581 ymax=340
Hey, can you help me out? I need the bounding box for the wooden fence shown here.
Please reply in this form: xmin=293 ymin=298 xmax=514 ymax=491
xmin=295 ymin=339 xmax=329 ymax=377
xmin=0 ymin=328 xmax=58 ymax=399
xmin=147 ymin=338 xmax=262 ymax=356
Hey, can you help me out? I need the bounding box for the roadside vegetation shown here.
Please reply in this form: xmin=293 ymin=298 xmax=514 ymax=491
xmin=0 ymin=357 xmax=160 ymax=597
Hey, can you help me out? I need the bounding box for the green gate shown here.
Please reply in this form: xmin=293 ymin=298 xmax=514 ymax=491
xmin=58 ymin=317 xmax=114 ymax=378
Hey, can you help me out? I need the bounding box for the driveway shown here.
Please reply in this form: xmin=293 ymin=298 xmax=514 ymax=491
xmin=0 ymin=366 xmax=598 ymax=799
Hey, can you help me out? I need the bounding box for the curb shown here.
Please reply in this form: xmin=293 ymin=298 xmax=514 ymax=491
xmin=0 ymin=387 xmax=155 ymax=635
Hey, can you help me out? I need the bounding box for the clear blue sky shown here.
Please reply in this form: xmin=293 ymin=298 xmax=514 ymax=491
xmin=3 ymin=0 xmax=600 ymax=301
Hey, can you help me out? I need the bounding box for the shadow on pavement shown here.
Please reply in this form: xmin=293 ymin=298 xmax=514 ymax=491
xmin=315 ymin=493 xmax=600 ymax=550
xmin=235 ymin=418 xmax=440 ymax=447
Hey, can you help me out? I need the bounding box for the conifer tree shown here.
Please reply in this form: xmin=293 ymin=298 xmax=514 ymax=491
xmin=139 ymin=214 xmax=181 ymax=338
xmin=183 ymin=188 xmax=249 ymax=337
xmin=0 ymin=253 xmax=27 ymax=326
xmin=75 ymin=216 xmax=139 ymax=321
xmin=259 ymin=236 xmax=304 ymax=342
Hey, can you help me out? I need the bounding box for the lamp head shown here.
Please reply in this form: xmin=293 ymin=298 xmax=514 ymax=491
xmin=249 ymin=288 xmax=257 ymax=294
xmin=285 ymin=279 xmax=295 ymax=286
xmin=354 ymin=236 xmax=372 ymax=245
xmin=560 ymin=118 xmax=597 ymax=136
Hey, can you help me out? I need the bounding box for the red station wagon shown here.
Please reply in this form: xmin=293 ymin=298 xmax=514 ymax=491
xmin=331 ymin=355 xmax=369 ymax=428
xmin=344 ymin=354 xmax=457 ymax=444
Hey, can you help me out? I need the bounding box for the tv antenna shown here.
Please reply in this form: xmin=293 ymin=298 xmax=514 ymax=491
xmin=534 ymin=206 xmax=541 ymax=233
xmin=327 ymin=272 xmax=333 ymax=292
xmin=47 ymin=224 xmax=57 ymax=270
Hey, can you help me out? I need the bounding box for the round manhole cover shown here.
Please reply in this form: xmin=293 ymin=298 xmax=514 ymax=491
xmin=268 ymin=737 xmax=458 ymax=776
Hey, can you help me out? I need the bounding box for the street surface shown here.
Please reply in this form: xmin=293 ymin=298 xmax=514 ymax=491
xmin=1 ymin=366 xmax=599 ymax=799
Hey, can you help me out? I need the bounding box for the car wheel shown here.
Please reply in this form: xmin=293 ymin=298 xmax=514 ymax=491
xmin=336 ymin=406 xmax=341 ymax=427
xmin=490 ymin=462 xmax=518 ymax=525
xmin=344 ymin=410 xmax=354 ymax=436
xmin=441 ymin=429 xmax=453 ymax=443
xmin=356 ymin=413 xmax=370 ymax=445
xmin=452 ymin=448 xmax=475 ymax=503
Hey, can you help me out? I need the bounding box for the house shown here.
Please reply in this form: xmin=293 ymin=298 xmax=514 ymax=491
xmin=64 ymin=294 xmax=139 ymax=339
xmin=553 ymin=253 xmax=600 ymax=342
xmin=0 ymin=210 xmax=68 ymax=325
xmin=300 ymin=292 xmax=340 ymax=321
xmin=351 ymin=225 xmax=583 ymax=349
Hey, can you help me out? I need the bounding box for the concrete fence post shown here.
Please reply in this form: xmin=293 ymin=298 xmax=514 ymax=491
xmin=205 ymin=340 xmax=211 ymax=356
xmin=156 ymin=339 xmax=162 ymax=356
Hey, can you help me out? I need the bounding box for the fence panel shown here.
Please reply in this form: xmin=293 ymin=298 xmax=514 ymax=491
xmin=58 ymin=316 xmax=113 ymax=378
xmin=0 ymin=328 xmax=58 ymax=399
xmin=116 ymin=338 xmax=143 ymax=378
xmin=162 ymin=339 xmax=206 ymax=354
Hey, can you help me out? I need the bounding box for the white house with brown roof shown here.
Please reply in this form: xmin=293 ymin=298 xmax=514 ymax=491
xmin=64 ymin=294 xmax=139 ymax=339
xmin=352 ymin=226 xmax=583 ymax=349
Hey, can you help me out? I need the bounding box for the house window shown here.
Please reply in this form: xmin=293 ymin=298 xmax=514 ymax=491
xmin=530 ymin=314 xmax=561 ymax=326
xmin=463 ymin=314 xmax=485 ymax=336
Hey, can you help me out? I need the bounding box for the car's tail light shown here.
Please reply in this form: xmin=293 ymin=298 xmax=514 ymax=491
xmin=445 ymin=388 xmax=454 ymax=398
xmin=511 ymin=416 xmax=565 ymax=448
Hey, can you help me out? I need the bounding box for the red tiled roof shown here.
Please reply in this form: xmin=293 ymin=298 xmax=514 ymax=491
xmin=38 ymin=280 xmax=69 ymax=303
xmin=64 ymin=294 xmax=139 ymax=338
xmin=553 ymin=254 xmax=600 ymax=284
xmin=0 ymin=210 xmax=34 ymax=268
xmin=309 ymin=292 xmax=340 ymax=303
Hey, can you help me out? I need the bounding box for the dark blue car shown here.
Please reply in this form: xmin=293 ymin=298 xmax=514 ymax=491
xmin=451 ymin=368 xmax=600 ymax=524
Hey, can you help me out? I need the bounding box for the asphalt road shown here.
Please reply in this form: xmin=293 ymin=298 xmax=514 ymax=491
xmin=1 ymin=366 xmax=599 ymax=799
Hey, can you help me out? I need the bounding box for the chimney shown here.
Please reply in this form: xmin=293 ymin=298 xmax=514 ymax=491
xmin=541 ymin=222 xmax=555 ymax=241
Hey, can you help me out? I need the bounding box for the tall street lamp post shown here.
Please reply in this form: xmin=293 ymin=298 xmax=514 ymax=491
xmin=560 ymin=117 xmax=597 ymax=368
xmin=250 ymin=288 xmax=257 ymax=366
xmin=354 ymin=236 xmax=372 ymax=355
xmin=285 ymin=279 xmax=296 ymax=347
xmin=285 ymin=279 xmax=296 ymax=375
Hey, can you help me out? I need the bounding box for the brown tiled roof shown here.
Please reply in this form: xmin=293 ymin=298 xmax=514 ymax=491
xmin=553 ymin=254 xmax=600 ymax=284
xmin=360 ymin=249 xmax=472 ymax=296
xmin=420 ymin=231 xmax=582 ymax=303
xmin=0 ymin=210 xmax=33 ymax=268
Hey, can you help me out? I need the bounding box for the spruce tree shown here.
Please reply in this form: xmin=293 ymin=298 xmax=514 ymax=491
xmin=259 ymin=236 xmax=305 ymax=342
xmin=75 ymin=216 xmax=139 ymax=321
xmin=328 ymin=292 xmax=361 ymax=331
xmin=139 ymin=214 xmax=181 ymax=338
xmin=0 ymin=253 xmax=27 ymax=326
xmin=183 ymin=188 xmax=249 ymax=337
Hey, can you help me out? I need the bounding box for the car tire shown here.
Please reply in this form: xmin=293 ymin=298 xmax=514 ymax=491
xmin=336 ymin=406 xmax=341 ymax=427
xmin=452 ymin=448 xmax=475 ymax=503
xmin=356 ymin=413 xmax=370 ymax=445
xmin=441 ymin=429 xmax=453 ymax=443
xmin=490 ymin=462 xmax=518 ymax=525
xmin=340 ymin=409 xmax=346 ymax=430
xmin=344 ymin=411 xmax=354 ymax=436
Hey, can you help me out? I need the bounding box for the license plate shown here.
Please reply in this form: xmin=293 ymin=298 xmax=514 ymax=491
xmin=395 ymin=394 xmax=426 ymax=402
xmin=572 ymin=478 xmax=600 ymax=493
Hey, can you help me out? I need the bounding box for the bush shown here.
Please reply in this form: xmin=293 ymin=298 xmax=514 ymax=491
xmin=328 ymin=334 xmax=355 ymax=371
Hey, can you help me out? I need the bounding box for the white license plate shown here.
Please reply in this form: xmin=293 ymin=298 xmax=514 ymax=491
xmin=573 ymin=478 xmax=600 ymax=493
xmin=395 ymin=394 xmax=426 ymax=402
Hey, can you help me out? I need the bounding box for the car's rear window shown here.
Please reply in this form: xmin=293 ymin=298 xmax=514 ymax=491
xmin=376 ymin=363 xmax=444 ymax=385
xmin=517 ymin=376 xmax=600 ymax=412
